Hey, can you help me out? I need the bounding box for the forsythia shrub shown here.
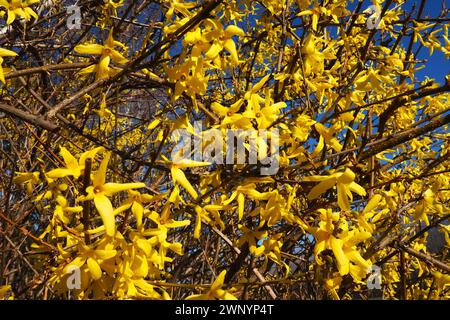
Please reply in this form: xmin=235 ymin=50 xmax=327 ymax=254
xmin=0 ymin=0 xmax=449 ymax=300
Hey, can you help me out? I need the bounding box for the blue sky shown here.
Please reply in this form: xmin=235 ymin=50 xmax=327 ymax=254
xmin=409 ymin=0 xmax=449 ymax=83
xmin=352 ymin=0 xmax=449 ymax=84
xmin=134 ymin=0 xmax=449 ymax=82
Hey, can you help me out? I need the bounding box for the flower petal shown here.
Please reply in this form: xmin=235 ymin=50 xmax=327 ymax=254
xmin=330 ymin=237 xmax=349 ymax=276
xmin=362 ymin=194 xmax=382 ymax=214
xmin=237 ymin=193 xmax=245 ymax=221
xmin=211 ymin=270 xmax=226 ymax=292
xmin=251 ymin=74 xmax=270 ymax=93
xmin=337 ymin=183 xmax=350 ymax=211
xmin=97 ymin=55 xmax=111 ymax=79
xmin=194 ymin=207 xmax=202 ymax=239
xmin=93 ymin=152 xmax=111 ymax=187
xmin=79 ymin=147 xmax=104 ymax=168
xmin=6 ymin=11 xmax=16 ymax=25
xmin=164 ymin=219 xmax=191 ymax=228
xmin=349 ymin=181 xmax=367 ymax=197
xmin=46 ymin=168 xmax=75 ymax=179
xmin=175 ymin=159 xmax=211 ymax=168
xmin=211 ymin=102 xmax=229 ymax=117
xmin=59 ymin=147 xmax=79 ymax=171
xmin=109 ymin=49 xmax=128 ymax=64
xmin=171 ymin=167 xmax=197 ymax=199
xmin=78 ymin=64 xmax=96 ymax=76
xmin=94 ymin=249 xmax=117 ymax=260
xmin=205 ymin=42 xmax=223 ymax=60
xmin=0 ymin=66 xmax=5 ymax=84
xmin=307 ymin=178 xmax=336 ymax=200
xmin=102 ymin=182 xmax=146 ymax=196
xmin=86 ymin=257 xmax=102 ymax=280
xmin=93 ymin=194 xmax=116 ymax=237
xmin=224 ymin=25 xmax=245 ymax=38
xmin=0 ymin=48 xmax=17 ymax=57
xmin=223 ymin=39 xmax=239 ymax=64
xmin=131 ymin=201 xmax=144 ymax=228
xmin=185 ymin=294 xmax=208 ymax=300
xmin=75 ymin=44 xmax=104 ymax=55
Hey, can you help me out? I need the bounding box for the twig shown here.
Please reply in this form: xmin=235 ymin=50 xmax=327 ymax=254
xmin=82 ymin=158 xmax=92 ymax=244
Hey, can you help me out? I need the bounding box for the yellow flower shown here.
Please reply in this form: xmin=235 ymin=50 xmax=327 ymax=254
xmin=309 ymin=209 xmax=372 ymax=277
xmin=53 ymin=195 xmax=83 ymax=225
xmin=63 ymin=245 xmax=117 ymax=281
xmin=164 ymin=157 xmax=210 ymax=199
xmin=358 ymin=194 xmax=383 ymax=233
xmin=47 ymin=146 xmax=104 ymax=180
xmin=333 ymin=230 xmax=372 ymax=278
xmin=0 ymin=285 xmax=14 ymax=300
xmin=186 ymin=270 xmax=237 ymax=300
xmin=243 ymin=95 xmax=286 ymax=129
xmin=79 ymin=152 xmax=146 ymax=237
xmin=304 ymin=167 xmax=366 ymax=211
xmin=0 ymin=0 xmax=39 ymax=25
xmin=204 ymin=23 xmax=244 ymax=65
xmin=241 ymin=74 xmax=286 ymax=129
xmin=114 ymin=190 xmax=162 ymax=229
xmin=439 ymin=224 xmax=450 ymax=246
xmin=165 ymin=0 xmax=196 ymax=20
xmin=324 ymin=273 xmax=342 ymax=300
xmin=34 ymin=177 xmax=68 ymax=202
xmin=432 ymin=271 xmax=450 ymax=298
xmin=237 ymin=223 xmax=268 ymax=255
xmin=12 ymin=171 xmax=40 ymax=194
xmin=166 ymin=57 xmax=209 ymax=104
xmin=314 ymin=122 xmax=342 ymax=152
xmin=297 ymin=5 xmax=330 ymax=31
xmin=300 ymin=34 xmax=325 ymax=75
xmin=102 ymin=0 xmax=123 ymax=17
xmin=0 ymin=47 xmax=17 ymax=83
xmin=257 ymin=233 xmax=287 ymax=271
xmin=355 ymin=68 xmax=393 ymax=92
xmin=414 ymin=189 xmax=440 ymax=226
xmin=143 ymin=210 xmax=190 ymax=258
xmin=75 ymin=29 xmax=128 ymax=80
xmin=211 ymin=99 xmax=251 ymax=129
xmin=224 ymin=182 xmax=273 ymax=221
xmin=95 ymin=93 xmax=115 ymax=119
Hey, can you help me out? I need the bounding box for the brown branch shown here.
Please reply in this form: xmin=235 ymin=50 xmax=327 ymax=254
xmin=0 ymin=211 xmax=56 ymax=251
xmin=399 ymin=250 xmax=407 ymax=300
xmin=377 ymin=80 xmax=450 ymax=135
xmin=82 ymin=158 xmax=92 ymax=244
xmin=210 ymin=226 xmax=278 ymax=299
xmin=46 ymin=78 xmax=109 ymax=119
xmin=0 ymin=103 xmax=58 ymax=131
xmin=396 ymin=242 xmax=450 ymax=273
xmin=359 ymin=111 xmax=450 ymax=161
xmin=5 ymin=63 xmax=90 ymax=80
